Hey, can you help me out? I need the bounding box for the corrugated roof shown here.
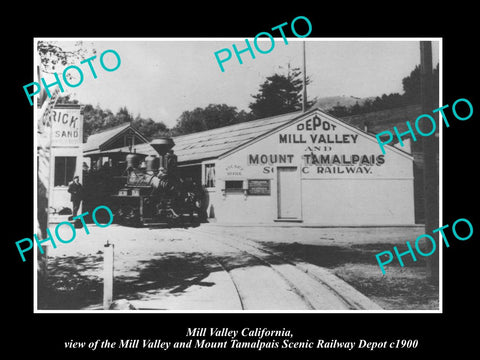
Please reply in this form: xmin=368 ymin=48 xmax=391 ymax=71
xmin=83 ymin=106 xmax=419 ymax=163
xmin=84 ymin=123 xmax=131 ymax=153
xmin=172 ymin=110 xmax=302 ymax=163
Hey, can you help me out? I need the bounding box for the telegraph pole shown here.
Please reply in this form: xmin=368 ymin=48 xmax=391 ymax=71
xmin=302 ymin=41 xmax=307 ymax=112
xmin=419 ymin=41 xmax=439 ymax=284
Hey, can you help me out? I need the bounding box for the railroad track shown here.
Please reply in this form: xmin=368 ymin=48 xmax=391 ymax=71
xmin=181 ymin=230 xmax=316 ymax=310
xmin=177 ymin=228 xmax=382 ymax=311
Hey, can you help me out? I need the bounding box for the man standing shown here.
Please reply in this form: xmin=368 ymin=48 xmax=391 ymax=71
xmin=68 ymin=175 xmax=83 ymax=218
xmin=164 ymin=149 xmax=178 ymax=175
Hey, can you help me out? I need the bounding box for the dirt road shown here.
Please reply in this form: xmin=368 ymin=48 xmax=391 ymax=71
xmin=39 ymin=223 xmax=415 ymax=311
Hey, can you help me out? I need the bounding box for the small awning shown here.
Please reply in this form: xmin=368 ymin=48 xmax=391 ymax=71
xmin=84 ymin=143 xmax=158 ymax=158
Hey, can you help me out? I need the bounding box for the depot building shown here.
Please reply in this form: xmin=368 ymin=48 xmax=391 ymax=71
xmin=172 ymin=107 xmax=415 ymax=226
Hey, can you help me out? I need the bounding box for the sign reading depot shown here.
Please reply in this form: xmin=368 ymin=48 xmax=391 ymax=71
xmin=247 ymin=114 xmax=387 ymax=177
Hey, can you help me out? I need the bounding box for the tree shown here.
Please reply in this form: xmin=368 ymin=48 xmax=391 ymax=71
xmin=37 ymin=41 xmax=96 ymax=75
xmin=113 ymin=106 xmax=134 ymax=127
xmin=33 ymin=41 xmax=96 ymax=120
xmin=172 ymin=104 xmax=252 ymax=136
xmin=83 ymin=104 xmax=169 ymax=142
xmin=132 ymin=116 xmax=169 ymax=140
xmin=402 ymin=65 xmax=421 ymax=104
xmin=402 ymin=63 xmax=439 ymax=105
xmin=327 ymin=63 xmax=440 ymax=117
xmin=328 ymin=103 xmax=350 ymax=117
xmin=37 ymin=41 xmax=96 ymax=94
xmin=82 ymin=104 xmax=115 ymax=142
xmin=56 ymin=94 xmax=79 ymax=105
xmin=236 ymin=109 xmax=253 ymax=124
xmin=249 ymin=66 xmax=314 ymax=119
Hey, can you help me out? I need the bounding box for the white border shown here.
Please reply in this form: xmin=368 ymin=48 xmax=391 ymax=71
xmin=33 ymin=37 xmax=443 ymax=314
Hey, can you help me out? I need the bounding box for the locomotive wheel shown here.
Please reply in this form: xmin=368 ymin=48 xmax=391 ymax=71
xmin=116 ymin=205 xmax=141 ymax=226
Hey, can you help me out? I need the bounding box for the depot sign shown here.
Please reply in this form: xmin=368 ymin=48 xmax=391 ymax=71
xmin=247 ymin=114 xmax=390 ymax=178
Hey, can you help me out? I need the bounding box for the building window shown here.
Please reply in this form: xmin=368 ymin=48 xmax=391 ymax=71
xmin=54 ymin=156 xmax=76 ymax=186
xmin=204 ymin=163 xmax=216 ymax=188
xmin=225 ymin=180 xmax=244 ymax=193
xmin=125 ymin=134 xmax=135 ymax=148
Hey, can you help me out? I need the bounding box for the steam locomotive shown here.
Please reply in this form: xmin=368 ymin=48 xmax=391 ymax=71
xmin=84 ymin=138 xmax=203 ymax=227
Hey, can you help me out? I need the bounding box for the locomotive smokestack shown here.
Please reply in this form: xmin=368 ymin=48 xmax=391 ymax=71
xmin=150 ymin=137 xmax=176 ymax=173
xmin=150 ymin=137 xmax=175 ymax=156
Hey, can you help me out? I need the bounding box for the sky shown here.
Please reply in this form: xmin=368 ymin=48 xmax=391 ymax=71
xmin=38 ymin=38 xmax=440 ymax=129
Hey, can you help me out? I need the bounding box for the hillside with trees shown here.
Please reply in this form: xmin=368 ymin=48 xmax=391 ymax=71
xmin=171 ymin=104 xmax=252 ymax=136
xmin=81 ymin=105 xmax=169 ymax=142
xmin=68 ymin=62 xmax=438 ymax=141
xmin=248 ymin=66 xmax=316 ymax=119
xmin=56 ymin=96 xmax=170 ymax=142
xmin=37 ymin=40 xmax=439 ymax=140
xmin=326 ymin=64 xmax=439 ymax=117
xmin=171 ymin=66 xmax=311 ymax=135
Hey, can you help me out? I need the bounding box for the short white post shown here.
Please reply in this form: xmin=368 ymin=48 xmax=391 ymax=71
xmin=103 ymin=240 xmax=114 ymax=310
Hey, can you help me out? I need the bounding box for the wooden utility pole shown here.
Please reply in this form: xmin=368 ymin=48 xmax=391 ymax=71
xmin=302 ymin=41 xmax=307 ymax=112
xmin=419 ymin=41 xmax=439 ymax=284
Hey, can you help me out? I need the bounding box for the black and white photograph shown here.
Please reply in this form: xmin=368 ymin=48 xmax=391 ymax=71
xmin=33 ymin=38 xmax=441 ymax=312
xmin=7 ymin=8 xmax=479 ymax=356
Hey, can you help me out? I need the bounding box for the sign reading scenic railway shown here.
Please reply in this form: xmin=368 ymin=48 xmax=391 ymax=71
xmin=215 ymin=109 xmax=413 ymax=225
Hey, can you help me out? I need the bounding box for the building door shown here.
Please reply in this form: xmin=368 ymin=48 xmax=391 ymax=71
xmin=277 ymin=167 xmax=301 ymax=220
